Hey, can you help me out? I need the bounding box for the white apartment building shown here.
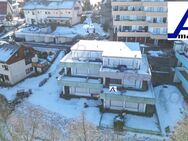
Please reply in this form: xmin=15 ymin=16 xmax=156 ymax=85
xmin=111 ymin=0 xmax=168 ymax=45
xmin=0 ymin=41 xmax=34 ymax=85
xmin=174 ymin=41 xmax=188 ymax=95
xmin=23 ymin=0 xmax=82 ymax=26
xmin=58 ymin=40 xmax=155 ymax=114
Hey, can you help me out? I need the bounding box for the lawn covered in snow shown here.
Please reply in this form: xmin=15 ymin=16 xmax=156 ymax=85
xmin=154 ymin=85 xmax=186 ymax=135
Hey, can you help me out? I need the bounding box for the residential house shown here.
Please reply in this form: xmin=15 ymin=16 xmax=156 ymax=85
xmin=111 ymin=0 xmax=168 ymax=46
xmin=58 ymin=40 xmax=155 ymax=114
xmin=23 ymin=0 xmax=82 ymax=26
xmin=174 ymin=41 xmax=188 ymax=99
xmin=0 ymin=41 xmax=34 ymax=85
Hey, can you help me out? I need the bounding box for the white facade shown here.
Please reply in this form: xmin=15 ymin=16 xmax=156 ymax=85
xmin=59 ymin=40 xmax=155 ymax=113
xmin=23 ymin=0 xmax=82 ymax=26
xmin=0 ymin=60 xmax=33 ymax=85
xmin=0 ymin=41 xmax=34 ymax=85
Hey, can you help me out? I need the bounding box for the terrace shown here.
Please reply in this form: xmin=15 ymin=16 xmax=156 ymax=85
xmin=99 ymin=55 xmax=151 ymax=80
xmin=58 ymin=75 xmax=103 ymax=89
xmin=100 ymin=81 xmax=155 ymax=105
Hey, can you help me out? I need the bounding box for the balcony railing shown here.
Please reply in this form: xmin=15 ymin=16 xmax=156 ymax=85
xmin=175 ymin=68 xmax=188 ymax=92
xmin=58 ymin=75 xmax=103 ymax=89
xmin=176 ymin=52 xmax=188 ymax=69
xmin=114 ymin=18 xmax=146 ymax=22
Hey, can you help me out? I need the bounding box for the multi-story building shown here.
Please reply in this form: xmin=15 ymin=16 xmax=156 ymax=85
xmin=174 ymin=41 xmax=188 ymax=97
xmin=0 ymin=41 xmax=34 ymax=85
xmin=23 ymin=0 xmax=82 ymax=26
xmin=111 ymin=0 xmax=167 ymax=45
xmin=58 ymin=40 xmax=155 ymax=114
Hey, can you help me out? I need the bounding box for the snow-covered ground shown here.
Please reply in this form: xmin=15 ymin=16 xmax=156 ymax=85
xmin=147 ymin=50 xmax=164 ymax=57
xmin=154 ymin=85 xmax=187 ymax=135
xmin=0 ymin=51 xmax=187 ymax=140
xmin=100 ymin=113 xmax=160 ymax=132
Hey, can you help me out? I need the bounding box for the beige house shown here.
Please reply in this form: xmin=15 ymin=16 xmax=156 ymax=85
xmin=111 ymin=0 xmax=168 ymax=45
xmin=23 ymin=0 xmax=82 ymax=26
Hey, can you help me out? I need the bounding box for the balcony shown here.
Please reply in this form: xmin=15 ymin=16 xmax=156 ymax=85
xmin=175 ymin=68 xmax=188 ymax=93
xmin=58 ymin=75 xmax=103 ymax=89
xmin=145 ymin=11 xmax=167 ymax=17
xmin=176 ymin=52 xmax=188 ymax=69
xmin=113 ymin=20 xmax=147 ymax=26
xmin=100 ymin=82 xmax=155 ymax=105
xmin=112 ymin=1 xmax=142 ymax=6
xmin=143 ymin=1 xmax=167 ymax=7
xmin=147 ymin=22 xmax=167 ymax=27
xmin=99 ymin=66 xmax=151 ymax=80
xmin=112 ymin=10 xmax=145 ymax=16
xmin=60 ymin=53 xmax=102 ymax=69
xmin=150 ymin=33 xmax=167 ymax=40
xmin=117 ymin=31 xmax=150 ymax=37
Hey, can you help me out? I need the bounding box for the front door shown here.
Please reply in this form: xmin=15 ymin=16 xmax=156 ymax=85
xmin=64 ymin=86 xmax=70 ymax=96
xmin=105 ymin=78 xmax=110 ymax=86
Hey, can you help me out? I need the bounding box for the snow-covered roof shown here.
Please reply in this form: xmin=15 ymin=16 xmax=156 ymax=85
xmin=71 ymin=40 xmax=142 ymax=58
xmin=0 ymin=41 xmax=20 ymax=63
xmin=23 ymin=0 xmax=76 ymax=10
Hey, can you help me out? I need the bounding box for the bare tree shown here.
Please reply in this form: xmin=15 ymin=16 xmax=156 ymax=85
xmin=171 ymin=116 xmax=188 ymax=141
xmin=0 ymin=103 xmax=65 ymax=141
xmin=65 ymin=112 xmax=124 ymax=141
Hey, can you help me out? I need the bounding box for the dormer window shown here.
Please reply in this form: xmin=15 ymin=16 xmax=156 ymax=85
xmin=24 ymin=49 xmax=30 ymax=56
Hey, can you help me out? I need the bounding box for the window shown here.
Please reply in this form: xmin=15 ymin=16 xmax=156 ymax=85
xmin=26 ymin=67 xmax=33 ymax=74
xmin=25 ymin=58 xmax=31 ymax=65
xmin=110 ymin=78 xmax=121 ymax=84
xmin=125 ymin=102 xmax=138 ymax=109
xmin=24 ymin=49 xmax=30 ymax=56
xmin=2 ymin=65 xmax=9 ymax=71
xmin=30 ymin=67 xmax=33 ymax=72
xmin=163 ymin=17 xmax=167 ymax=23
xmin=111 ymin=100 xmax=123 ymax=107
xmin=4 ymin=75 xmax=9 ymax=81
